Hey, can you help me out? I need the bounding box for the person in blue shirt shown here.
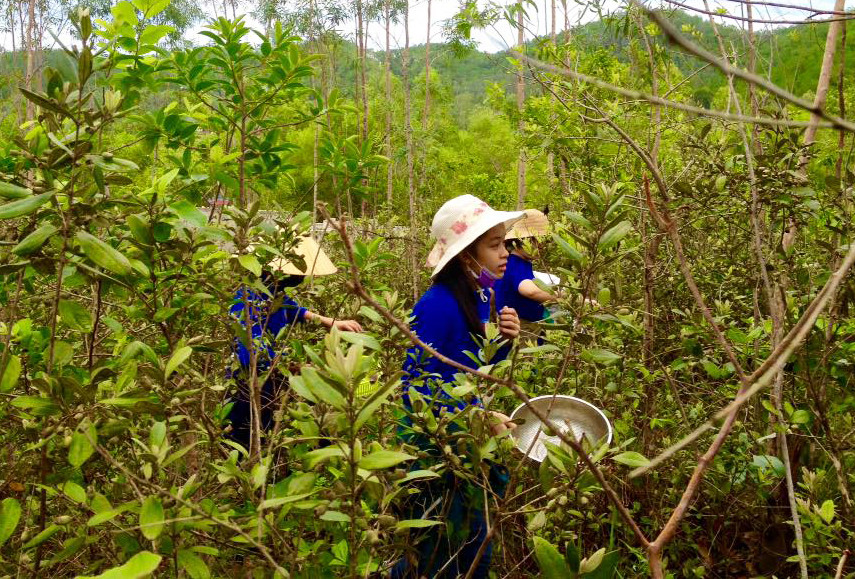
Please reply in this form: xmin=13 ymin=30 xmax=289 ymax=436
xmin=228 ymin=235 xmax=362 ymax=453
xmin=495 ymin=209 xmax=555 ymax=335
xmin=392 ymin=194 xmax=524 ymax=579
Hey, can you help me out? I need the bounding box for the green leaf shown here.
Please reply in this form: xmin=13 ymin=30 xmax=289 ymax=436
xmin=818 ymin=499 xmax=835 ymax=524
xmin=358 ymin=450 xmax=416 ymax=471
xmin=139 ymin=496 xmax=164 ymax=540
xmin=565 ymin=541 xmax=580 ymax=573
xmin=10 ymin=395 xmax=59 ymax=416
xmin=258 ymin=492 xmax=314 ymax=510
xmin=12 ymin=223 xmax=57 ymax=255
xmin=76 ymin=231 xmax=132 ymax=276
xmin=127 ymin=214 xmax=153 ymax=245
xmin=0 ymin=498 xmax=22 ymax=547
xmin=395 ymin=519 xmax=442 ymax=529
xmin=22 ymin=524 xmax=61 ymax=550
xmin=0 ymin=181 xmax=32 ymax=199
xmin=790 ymin=409 xmax=811 ymax=425
xmin=0 ymin=192 xmax=54 ymax=219
xmin=62 ymin=481 xmax=87 ymax=504
xmin=751 ymin=454 xmax=785 ymax=477
xmin=532 ymin=536 xmax=571 ymax=579
xmin=340 ymin=331 xmax=380 ymax=351
xmin=164 ymin=346 xmax=192 ymax=377
xmin=527 ymin=510 xmax=547 ymax=532
xmin=0 ymin=355 xmax=22 ymax=392
xmin=59 ymin=299 xmax=94 ymax=332
xmin=581 ymin=348 xmax=622 ymax=366
xmin=584 ymin=550 xmax=620 ymax=579
xmin=613 ymin=451 xmax=650 ymax=468
xmin=319 ymin=510 xmax=351 ymax=522
xmin=238 ymin=254 xmax=261 ymax=277
xmin=295 ymin=367 xmax=346 ymax=410
xmin=68 ymin=428 xmax=96 ymax=467
xmin=149 ymin=421 xmax=167 ymax=448
xmin=77 ymin=550 xmax=162 ymax=578
xmin=354 ymin=379 xmax=398 ymax=431
xmin=139 ymin=24 xmax=173 ymax=46
xmin=597 ymin=221 xmax=632 ymax=252
xmin=170 ymin=200 xmax=207 ymax=228
xmin=177 ymin=549 xmax=210 ymax=579
xmin=579 ymin=547 xmax=605 ymax=574
xmin=303 ymin=447 xmax=344 ymax=469
xmin=552 ymin=232 xmax=584 ymax=264
xmin=397 ymin=469 xmax=441 ymax=484
xmin=53 ymin=341 xmax=74 ymax=367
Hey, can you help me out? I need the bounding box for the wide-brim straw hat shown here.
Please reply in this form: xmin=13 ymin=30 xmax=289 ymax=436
xmin=426 ymin=194 xmax=525 ymax=277
xmin=505 ymin=209 xmax=549 ymax=240
xmin=267 ymin=235 xmax=338 ymax=276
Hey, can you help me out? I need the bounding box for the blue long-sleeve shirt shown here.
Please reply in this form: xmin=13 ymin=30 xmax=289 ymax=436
xmin=402 ymin=283 xmax=511 ymax=412
xmin=229 ymin=287 xmax=307 ymax=374
xmin=494 ymin=254 xmax=545 ymax=322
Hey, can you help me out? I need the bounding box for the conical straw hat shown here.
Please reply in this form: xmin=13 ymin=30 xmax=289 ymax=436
xmin=505 ymin=209 xmax=549 ymax=240
xmin=268 ymin=235 xmax=338 ymax=276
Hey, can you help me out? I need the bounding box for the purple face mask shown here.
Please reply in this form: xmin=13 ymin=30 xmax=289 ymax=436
xmin=477 ymin=266 xmax=500 ymax=289
xmin=470 ymin=259 xmax=500 ymax=291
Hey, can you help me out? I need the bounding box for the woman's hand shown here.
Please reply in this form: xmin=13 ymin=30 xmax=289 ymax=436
xmin=488 ymin=410 xmax=517 ymax=436
xmin=332 ymin=319 xmax=363 ymax=332
xmin=498 ymin=306 xmax=520 ymax=340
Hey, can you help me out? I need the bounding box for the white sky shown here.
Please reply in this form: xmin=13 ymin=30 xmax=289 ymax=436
xmin=8 ymin=0 xmax=844 ymax=55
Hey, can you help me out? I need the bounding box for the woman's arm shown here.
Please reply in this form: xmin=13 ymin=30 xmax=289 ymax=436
xmin=517 ymin=279 xmax=555 ymax=304
xmin=304 ymin=310 xmax=363 ymax=332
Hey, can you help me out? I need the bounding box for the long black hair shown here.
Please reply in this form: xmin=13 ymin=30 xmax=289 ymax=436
xmin=433 ymin=255 xmax=484 ymax=337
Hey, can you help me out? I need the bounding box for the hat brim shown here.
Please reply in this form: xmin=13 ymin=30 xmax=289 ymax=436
xmin=428 ymin=210 xmax=525 ymax=277
xmin=505 ymin=210 xmax=549 ymax=239
xmin=268 ymin=236 xmax=338 ymax=276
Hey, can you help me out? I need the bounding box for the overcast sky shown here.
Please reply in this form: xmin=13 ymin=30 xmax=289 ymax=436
xmin=4 ymin=0 xmax=844 ymax=55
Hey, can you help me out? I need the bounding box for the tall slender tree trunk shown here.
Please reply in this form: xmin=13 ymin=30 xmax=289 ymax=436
xmin=385 ymin=0 xmax=393 ymax=204
xmin=404 ymin=0 xmax=417 ymax=299
xmin=785 ymin=0 xmax=848 ymax=251
xmin=356 ymin=0 xmax=369 ymax=142
xmin=546 ymin=0 xmax=556 ymax=185
xmin=423 ymin=0 xmax=432 ymax=129
xmin=516 ymin=6 xmax=526 ymax=209
xmin=24 ymin=0 xmax=36 ymax=121
xmin=9 ymin=3 xmax=20 ymax=124
xmin=803 ymin=0 xmax=847 ymax=149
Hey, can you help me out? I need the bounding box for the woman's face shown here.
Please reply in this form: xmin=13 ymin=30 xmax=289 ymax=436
xmin=468 ymin=224 xmax=509 ymax=277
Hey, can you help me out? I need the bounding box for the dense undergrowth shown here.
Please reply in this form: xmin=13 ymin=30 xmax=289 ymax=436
xmin=0 ymin=2 xmax=853 ymax=577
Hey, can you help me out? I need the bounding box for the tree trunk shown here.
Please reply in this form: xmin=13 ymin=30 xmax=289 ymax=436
xmin=404 ymin=0 xmax=417 ymax=300
xmin=385 ymin=0 xmax=393 ymax=204
xmin=356 ymin=0 xmax=368 ymax=142
xmin=803 ymin=0 xmax=846 ymax=149
xmin=787 ymin=0 xmax=848 ymax=252
xmin=423 ymin=0 xmax=432 ymax=130
xmin=516 ymin=7 xmax=526 ymax=209
xmin=546 ymin=0 xmax=556 ymax=184
xmin=24 ymin=0 xmax=36 ymax=121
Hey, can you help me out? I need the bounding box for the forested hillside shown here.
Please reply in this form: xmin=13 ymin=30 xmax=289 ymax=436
xmin=0 ymin=0 xmax=853 ymax=577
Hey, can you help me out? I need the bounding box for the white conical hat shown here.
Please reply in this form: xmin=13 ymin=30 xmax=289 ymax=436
xmin=505 ymin=209 xmax=549 ymax=239
xmin=268 ymin=235 xmax=337 ymax=276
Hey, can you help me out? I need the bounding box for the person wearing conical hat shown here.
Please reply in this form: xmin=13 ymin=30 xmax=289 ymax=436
xmin=392 ymin=194 xmax=523 ymax=579
xmin=494 ymin=209 xmax=554 ymax=332
xmin=227 ymin=234 xmax=362 ymax=452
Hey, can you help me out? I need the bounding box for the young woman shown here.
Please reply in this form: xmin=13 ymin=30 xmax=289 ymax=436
xmin=494 ymin=209 xmax=555 ymax=333
xmin=228 ymin=235 xmax=362 ymax=452
xmin=393 ymin=194 xmax=524 ymax=579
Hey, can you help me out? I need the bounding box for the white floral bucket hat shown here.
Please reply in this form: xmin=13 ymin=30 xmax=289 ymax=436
xmin=426 ymin=194 xmax=525 ymax=277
